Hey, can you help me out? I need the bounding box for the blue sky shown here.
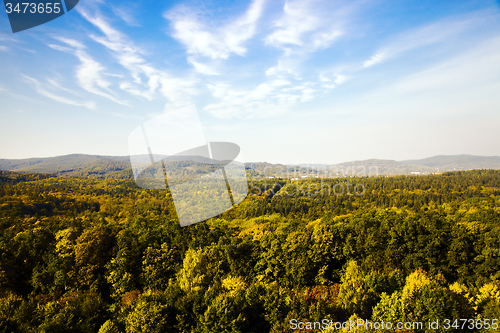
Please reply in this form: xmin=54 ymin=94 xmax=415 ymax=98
xmin=1 ymin=0 xmax=500 ymax=164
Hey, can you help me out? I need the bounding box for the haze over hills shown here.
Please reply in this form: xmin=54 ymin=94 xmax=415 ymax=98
xmin=402 ymin=155 xmax=500 ymax=171
xmin=0 ymin=154 xmax=499 ymax=179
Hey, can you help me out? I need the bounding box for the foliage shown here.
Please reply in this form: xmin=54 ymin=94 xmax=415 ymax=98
xmin=0 ymin=169 xmax=499 ymax=331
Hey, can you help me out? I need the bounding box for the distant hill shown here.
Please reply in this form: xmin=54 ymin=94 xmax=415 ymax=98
xmin=326 ymin=159 xmax=435 ymax=177
xmin=316 ymin=155 xmax=500 ymax=177
xmin=240 ymin=155 xmax=500 ymax=178
xmin=1 ymin=154 xmax=499 ymax=179
xmin=402 ymin=155 xmax=500 ymax=171
xmin=248 ymin=160 xmax=432 ymax=178
xmin=0 ymin=154 xmax=133 ymax=179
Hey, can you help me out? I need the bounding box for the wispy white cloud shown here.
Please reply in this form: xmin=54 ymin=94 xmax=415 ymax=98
xmin=75 ymin=0 xmax=359 ymax=119
xmin=73 ymin=0 xmax=354 ymax=119
xmin=312 ymin=30 xmax=343 ymax=50
xmin=46 ymin=78 xmax=81 ymax=95
xmin=187 ymin=57 xmax=220 ymax=75
xmin=265 ymin=1 xmax=319 ymax=46
xmin=54 ymin=37 xmax=85 ymax=49
xmin=334 ymin=74 xmax=348 ymax=85
xmin=0 ymin=33 xmax=36 ymax=53
xmin=198 ymin=0 xmax=350 ymax=119
xmin=165 ymin=0 xmax=266 ymax=59
xmin=75 ymin=53 xmax=126 ymax=105
xmin=77 ymin=6 xmax=199 ymax=107
xmin=362 ymin=9 xmax=497 ymax=68
xmin=204 ymin=83 xmax=283 ymax=119
xmin=49 ymin=37 xmax=129 ymax=106
xmin=265 ymin=60 xmax=297 ymax=77
xmin=363 ymin=53 xmax=387 ymax=68
xmin=205 ymin=53 xmax=350 ymax=118
xmin=77 ymin=8 xmax=142 ymax=73
xmin=23 ymin=75 xmax=96 ymax=109
xmin=265 ymin=0 xmax=348 ymax=54
xmin=378 ymin=36 xmax=500 ymax=97
xmin=112 ymin=6 xmax=140 ymax=26
xmin=0 ymin=34 xmax=17 ymax=43
xmin=204 ymin=77 xmax=321 ymax=119
xmin=317 ymin=73 xmax=349 ymax=90
xmin=0 ymin=84 xmax=38 ymax=103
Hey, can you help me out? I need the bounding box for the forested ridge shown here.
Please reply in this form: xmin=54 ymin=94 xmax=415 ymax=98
xmin=0 ymin=170 xmax=499 ymax=332
xmin=2 ymin=154 xmax=500 ymax=179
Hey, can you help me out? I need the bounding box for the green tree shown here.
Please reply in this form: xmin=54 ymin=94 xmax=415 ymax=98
xmin=373 ymin=269 xmax=462 ymax=333
xmin=337 ymin=261 xmax=376 ymax=318
xmin=141 ymin=243 xmax=178 ymax=291
xmin=124 ymin=291 xmax=173 ymax=333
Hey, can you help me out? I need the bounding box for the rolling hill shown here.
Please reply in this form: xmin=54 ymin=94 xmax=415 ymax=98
xmin=1 ymin=154 xmax=499 ymax=179
xmin=402 ymin=155 xmax=500 ymax=171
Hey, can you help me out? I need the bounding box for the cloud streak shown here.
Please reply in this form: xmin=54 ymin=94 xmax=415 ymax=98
xmin=77 ymin=6 xmax=199 ymax=108
xmin=23 ymin=75 xmax=96 ymax=109
xmin=380 ymin=36 xmax=500 ymax=96
xmin=362 ymin=9 xmax=497 ymax=68
xmin=49 ymin=37 xmax=129 ymax=106
xmin=112 ymin=6 xmax=140 ymax=27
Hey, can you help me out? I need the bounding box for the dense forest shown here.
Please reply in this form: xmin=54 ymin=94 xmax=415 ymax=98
xmin=0 ymin=169 xmax=499 ymax=332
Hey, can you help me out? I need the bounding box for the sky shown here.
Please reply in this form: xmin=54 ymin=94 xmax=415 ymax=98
xmin=0 ymin=0 xmax=499 ymax=164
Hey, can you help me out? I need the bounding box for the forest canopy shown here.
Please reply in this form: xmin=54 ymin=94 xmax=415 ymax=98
xmin=0 ymin=169 xmax=499 ymax=332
